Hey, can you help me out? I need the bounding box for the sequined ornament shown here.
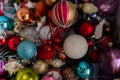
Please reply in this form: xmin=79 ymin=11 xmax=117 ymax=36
xmin=46 ymin=69 xmax=62 ymax=80
xmin=0 ymin=60 xmax=6 ymax=76
xmin=3 ymin=60 xmax=23 ymax=75
xmin=17 ymin=40 xmax=37 ymax=59
xmin=0 ymin=16 xmax=14 ymax=30
xmin=16 ymin=68 xmax=39 ymax=80
xmin=63 ymin=34 xmax=88 ymax=59
xmin=52 ymin=1 xmax=78 ymax=27
xmin=47 ymin=58 xmax=65 ymax=68
xmin=33 ymin=60 xmax=49 ymax=74
xmin=76 ymin=61 xmax=94 ymax=78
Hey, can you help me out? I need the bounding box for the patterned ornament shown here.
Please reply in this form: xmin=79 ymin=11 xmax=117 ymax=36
xmin=17 ymin=40 xmax=37 ymax=59
xmin=52 ymin=1 xmax=78 ymax=27
xmin=63 ymin=34 xmax=88 ymax=59
xmin=33 ymin=60 xmax=49 ymax=74
xmin=16 ymin=68 xmax=39 ymax=80
xmin=47 ymin=58 xmax=65 ymax=68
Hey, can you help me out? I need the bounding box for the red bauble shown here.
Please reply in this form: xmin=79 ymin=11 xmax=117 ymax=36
xmin=0 ymin=39 xmax=6 ymax=46
xmin=78 ymin=20 xmax=95 ymax=37
xmin=36 ymin=45 xmax=55 ymax=60
xmin=89 ymin=50 xmax=100 ymax=62
xmin=87 ymin=39 xmax=93 ymax=48
xmin=7 ymin=36 xmax=21 ymax=51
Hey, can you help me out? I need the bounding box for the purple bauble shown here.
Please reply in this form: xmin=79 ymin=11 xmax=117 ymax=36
xmin=93 ymin=0 xmax=119 ymax=16
xmin=0 ymin=60 xmax=6 ymax=76
xmin=100 ymin=48 xmax=120 ymax=73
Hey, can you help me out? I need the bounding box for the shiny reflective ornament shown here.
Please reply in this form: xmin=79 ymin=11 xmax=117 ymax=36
xmin=52 ymin=1 xmax=78 ymax=27
xmin=16 ymin=68 xmax=39 ymax=80
xmin=93 ymin=0 xmax=119 ymax=16
xmin=63 ymin=34 xmax=88 ymax=59
xmin=100 ymin=48 xmax=120 ymax=73
xmin=0 ymin=60 xmax=6 ymax=76
xmin=41 ymin=75 xmax=56 ymax=80
xmin=33 ymin=60 xmax=49 ymax=74
xmin=7 ymin=36 xmax=21 ymax=51
xmin=46 ymin=69 xmax=62 ymax=80
xmin=76 ymin=61 xmax=94 ymax=78
xmin=17 ymin=40 xmax=37 ymax=59
xmin=83 ymin=3 xmax=98 ymax=14
xmin=0 ymin=16 xmax=14 ymax=30
xmin=78 ymin=20 xmax=95 ymax=37
xmin=45 ymin=0 xmax=57 ymax=6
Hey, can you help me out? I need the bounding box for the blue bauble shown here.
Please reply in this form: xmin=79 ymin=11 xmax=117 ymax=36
xmin=76 ymin=61 xmax=94 ymax=79
xmin=0 ymin=16 xmax=14 ymax=30
xmin=17 ymin=40 xmax=37 ymax=59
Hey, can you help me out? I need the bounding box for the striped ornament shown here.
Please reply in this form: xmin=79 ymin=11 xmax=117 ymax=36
xmin=52 ymin=1 xmax=78 ymax=28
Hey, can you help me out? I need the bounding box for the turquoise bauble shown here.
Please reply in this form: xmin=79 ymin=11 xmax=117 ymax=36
xmin=17 ymin=40 xmax=37 ymax=59
xmin=0 ymin=16 xmax=14 ymax=30
xmin=76 ymin=61 xmax=94 ymax=79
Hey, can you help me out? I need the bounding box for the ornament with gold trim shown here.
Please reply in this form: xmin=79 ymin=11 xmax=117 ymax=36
xmin=52 ymin=1 xmax=78 ymax=27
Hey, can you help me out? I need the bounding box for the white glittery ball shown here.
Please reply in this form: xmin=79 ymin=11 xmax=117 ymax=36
xmin=63 ymin=34 xmax=88 ymax=59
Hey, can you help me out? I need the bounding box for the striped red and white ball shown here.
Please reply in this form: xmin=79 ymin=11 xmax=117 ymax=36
xmin=52 ymin=1 xmax=78 ymax=27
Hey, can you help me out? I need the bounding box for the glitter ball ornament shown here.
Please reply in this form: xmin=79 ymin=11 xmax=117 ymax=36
xmin=63 ymin=34 xmax=88 ymax=59
xmin=52 ymin=1 xmax=78 ymax=27
xmin=33 ymin=60 xmax=49 ymax=74
xmin=16 ymin=68 xmax=39 ymax=80
xmin=17 ymin=40 xmax=37 ymax=59
xmin=76 ymin=61 xmax=94 ymax=78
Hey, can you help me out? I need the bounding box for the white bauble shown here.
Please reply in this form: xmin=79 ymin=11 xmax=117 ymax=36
xmin=63 ymin=34 xmax=88 ymax=59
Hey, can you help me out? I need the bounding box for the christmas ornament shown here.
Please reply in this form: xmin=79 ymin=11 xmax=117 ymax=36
xmin=46 ymin=69 xmax=62 ymax=80
xmin=0 ymin=16 xmax=14 ymax=30
xmin=47 ymin=58 xmax=65 ymax=68
xmin=45 ymin=0 xmax=57 ymax=6
xmin=100 ymin=48 xmax=120 ymax=73
xmin=89 ymin=50 xmax=100 ymax=62
xmin=17 ymin=40 xmax=37 ymax=59
xmin=0 ymin=30 xmax=6 ymax=40
xmin=3 ymin=60 xmax=23 ymax=75
xmin=41 ymin=75 xmax=56 ymax=80
xmin=33 ymin=60 xmax=49 ymax=74
xmin=16 ymin=68 xmax=39 ymax=80
xmin=35 ymin=0 xmax=46 ymax=17
xmin=114 ymin=78 xmax=120 ymax=80
xmin=78 ymin=20 xmax=95 ymax=37
xmin=63 ymin=34 xmax=88 ymax=59
xmin=76 ymin=61 xmax=94 ymax=79
xmin=83 ymin=3 xmax=98 ymax=14
xmin=0 ymin=60 xmax=6 ymax=76
xmin=7 ymin=36 xmax=21 ymax=51
xmin=93 ymin=0 xmax=119 ymax=16
xmin=62 ymin=68 xmax=79 ymax=80
xmin=36 ymin=44 xmax=55 ymax=60
xmin=52 ymin=1 xmax=78 ymax=27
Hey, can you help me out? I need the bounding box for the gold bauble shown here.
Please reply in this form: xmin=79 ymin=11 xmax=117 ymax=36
xmin=33 ymin=60 xmax=49 ymax=74
xmin=45 ymin=0 xmax=57 ymax=6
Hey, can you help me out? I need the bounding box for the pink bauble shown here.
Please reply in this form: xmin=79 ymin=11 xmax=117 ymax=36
xmin=0 ymin=60 xmax=6 ymax=76
xmin=41 ymin=75 xmax=56 ymax=80
xmin=52 ymin=1 xmax=78 ymax=27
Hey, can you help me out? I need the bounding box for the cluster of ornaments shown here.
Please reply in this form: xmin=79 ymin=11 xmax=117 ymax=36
xmin=0 ymin=0 xmax=120 ymax=80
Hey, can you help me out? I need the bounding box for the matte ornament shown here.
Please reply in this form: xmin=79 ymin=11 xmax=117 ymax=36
xmin=52 ymin=1 xmax=78 ymax=27
xmin=63 ymin=34 xmax=88 ymax=59
xmin=17 ymin=40 xmax=37 ymax=59
xmin=16 ymin=68 xmax=39 ymax=80
xmin=76 ymin=61 xmax=94 ymax=78
xmin=0 ymin=16 xmax=14 ymax=30
xmin=93 ymin=0 xmax=118 ymax=16
xmin=7 ymin=36 xmax=21 ymax=51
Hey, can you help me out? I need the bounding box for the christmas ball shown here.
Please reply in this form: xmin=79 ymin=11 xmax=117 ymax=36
xmin=41 ymin=75 xmax=56 ymax=80
xmin=7 ymin=36 xmax=21 ymax=51
xmin=63 ymin=34 xmax=88 ymax=59
xmin=0 ymin=39 xmax=6 ymax=46
xmin=89 ymin=50 xmax=100 ymax=62
xmin=0 ymin=16 xmax=14 ymax=30
xmin=16 ymin=68 xmax=39 ymax=80
xmin=52 ymin=1 xmax=78 ymax=27
xmin=17 ymin=40 xmax=37 ymax=59
xmin=93 ymin=0 xmax=119 ymax=16
xmin=0 ymin=60 xmax=6 ymax=76
xmin=45 ymin=0 xmax=57 ymax=6
xmin=36 ymin=44 xmax=55 ymax=60
xmin=100 ymin=48 xmax=120 ymax=73
xmin=76 ymin=61 xmax=94 ymax=78
xmin=33 ymin=60 xmax=49 ymax=74
xmin=78 ymin=20 xmax=95 ymax=37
